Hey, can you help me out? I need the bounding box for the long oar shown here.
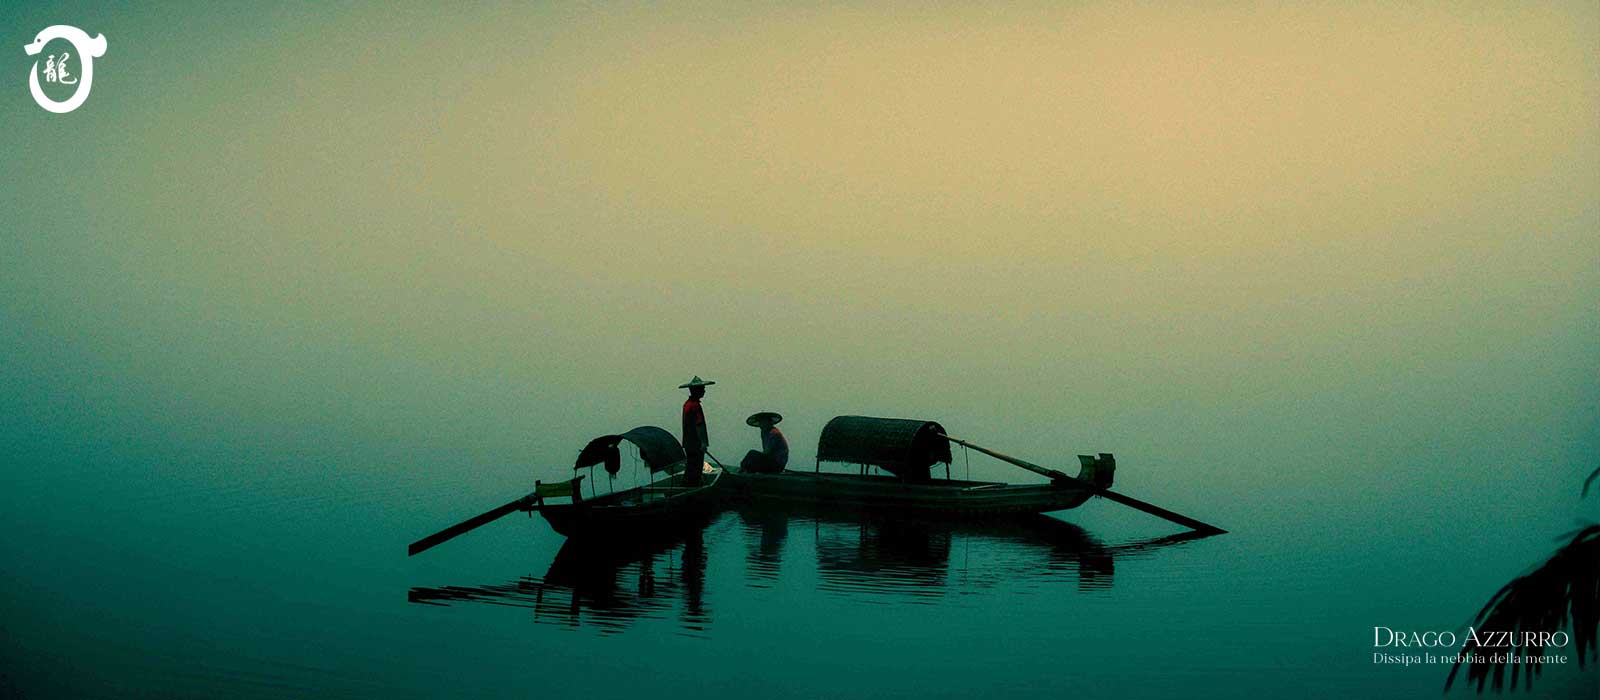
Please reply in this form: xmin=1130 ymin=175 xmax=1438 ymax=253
xmin=940 ymin=434 xmax=1226 ymax=535
xmin=408 ymin=494 xmax=534 ymax=556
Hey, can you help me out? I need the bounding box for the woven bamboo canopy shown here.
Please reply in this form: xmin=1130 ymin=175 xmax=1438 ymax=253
xmin=575 ymin=426 xmax=685 ymax=473
xmin=816 ymin=416 xmax=952 ymax=482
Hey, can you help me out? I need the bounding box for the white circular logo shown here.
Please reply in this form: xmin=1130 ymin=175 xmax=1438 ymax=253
xmin=24 ymin=25 xmax=107 ymax=114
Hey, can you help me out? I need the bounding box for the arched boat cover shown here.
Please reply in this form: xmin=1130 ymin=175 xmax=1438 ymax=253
xmin=816 ymin=416 xmax=952 ymax=482
xmin=575 ymin=426 xmax=685 ymax=473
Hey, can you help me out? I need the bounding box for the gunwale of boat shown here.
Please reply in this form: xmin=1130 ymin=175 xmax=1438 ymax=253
xmin=722 ymin=468 xmax=1094 ymax=515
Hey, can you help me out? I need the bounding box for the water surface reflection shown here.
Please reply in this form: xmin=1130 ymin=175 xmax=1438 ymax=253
xmin=408 ymin=507 xmax=1212 ymax=635
xmin=409 ymin=528 xmax=711 ymax=636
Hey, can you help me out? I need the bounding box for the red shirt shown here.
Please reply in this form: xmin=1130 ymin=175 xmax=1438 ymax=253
xmin=682 ymin=398 xmax=707 ymax=453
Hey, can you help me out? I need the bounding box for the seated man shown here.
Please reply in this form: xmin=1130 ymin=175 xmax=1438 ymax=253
xmin=739 ymin=412 xmax=789 ymax=474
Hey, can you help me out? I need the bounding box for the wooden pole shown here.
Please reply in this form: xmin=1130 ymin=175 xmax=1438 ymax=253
xmin=408 ymin=495 xmax=534 ymax=556
xmin=940 ymin=434 xmax=1226 ymax=535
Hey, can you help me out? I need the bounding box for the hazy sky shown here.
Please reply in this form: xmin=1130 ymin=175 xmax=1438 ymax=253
xmin=2 ymin=2 xmax=1595 ymax=523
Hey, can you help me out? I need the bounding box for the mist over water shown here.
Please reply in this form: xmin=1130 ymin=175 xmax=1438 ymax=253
xmin=2 ymin=2 xmax=1596 ymax=698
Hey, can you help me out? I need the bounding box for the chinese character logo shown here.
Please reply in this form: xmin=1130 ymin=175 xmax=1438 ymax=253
xmin=24 ymin=25 xmax=106 ymax=114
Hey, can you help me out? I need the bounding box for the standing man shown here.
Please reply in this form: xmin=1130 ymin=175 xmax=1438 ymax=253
xmin=678 ymin=376 xmax=714 ymax=486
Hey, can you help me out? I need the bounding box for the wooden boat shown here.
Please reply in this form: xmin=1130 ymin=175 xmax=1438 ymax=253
xmin=409 ymin=416 xmax=1221 ymax=558
xmin=408 ymin=425 xmax=725 ymax=555
xmin=723 ymin=416 xmax=1116 ymax=517
xmin=538 ymin=426 xmax=724 ymax=538
xmin=539 ymin=466 xmax=723 ymax=538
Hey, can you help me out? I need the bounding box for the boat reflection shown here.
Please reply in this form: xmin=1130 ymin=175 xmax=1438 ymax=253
xmin=408 ymin=507 xmax=1213 ymax=634
xmin=408 ymin=527 xmax=712 ymax=637
xmin=738 ymin=504 xmax=1210 ymax=601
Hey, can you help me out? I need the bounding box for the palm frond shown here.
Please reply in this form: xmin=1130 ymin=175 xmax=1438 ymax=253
xmin=1445 ymin=524 xmax=1600 ymax=693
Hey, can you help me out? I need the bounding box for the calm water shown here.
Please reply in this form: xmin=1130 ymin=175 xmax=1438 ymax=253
xmin=3 ymin=432 xmax=1595 ymax=700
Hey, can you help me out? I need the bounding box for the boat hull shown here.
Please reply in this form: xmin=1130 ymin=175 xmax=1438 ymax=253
xmin=723 ymin=469 xmax=1095 ymax=517
xmin=539 ymin=468 xmax=724 ymax=538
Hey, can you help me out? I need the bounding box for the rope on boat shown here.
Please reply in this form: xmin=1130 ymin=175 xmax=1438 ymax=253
xmin=630 ymin=449 xmax=642 ymax=502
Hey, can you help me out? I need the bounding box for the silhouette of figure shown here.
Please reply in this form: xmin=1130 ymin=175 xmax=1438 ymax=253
xmin=739 ymin=411 xmax=789 ymax=474
xmin=677 ymin=376 xmax=714 ymax=487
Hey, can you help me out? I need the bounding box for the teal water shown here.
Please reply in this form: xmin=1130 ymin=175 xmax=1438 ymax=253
xmin=2 ymin=398 xmax=1595 ymax=699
